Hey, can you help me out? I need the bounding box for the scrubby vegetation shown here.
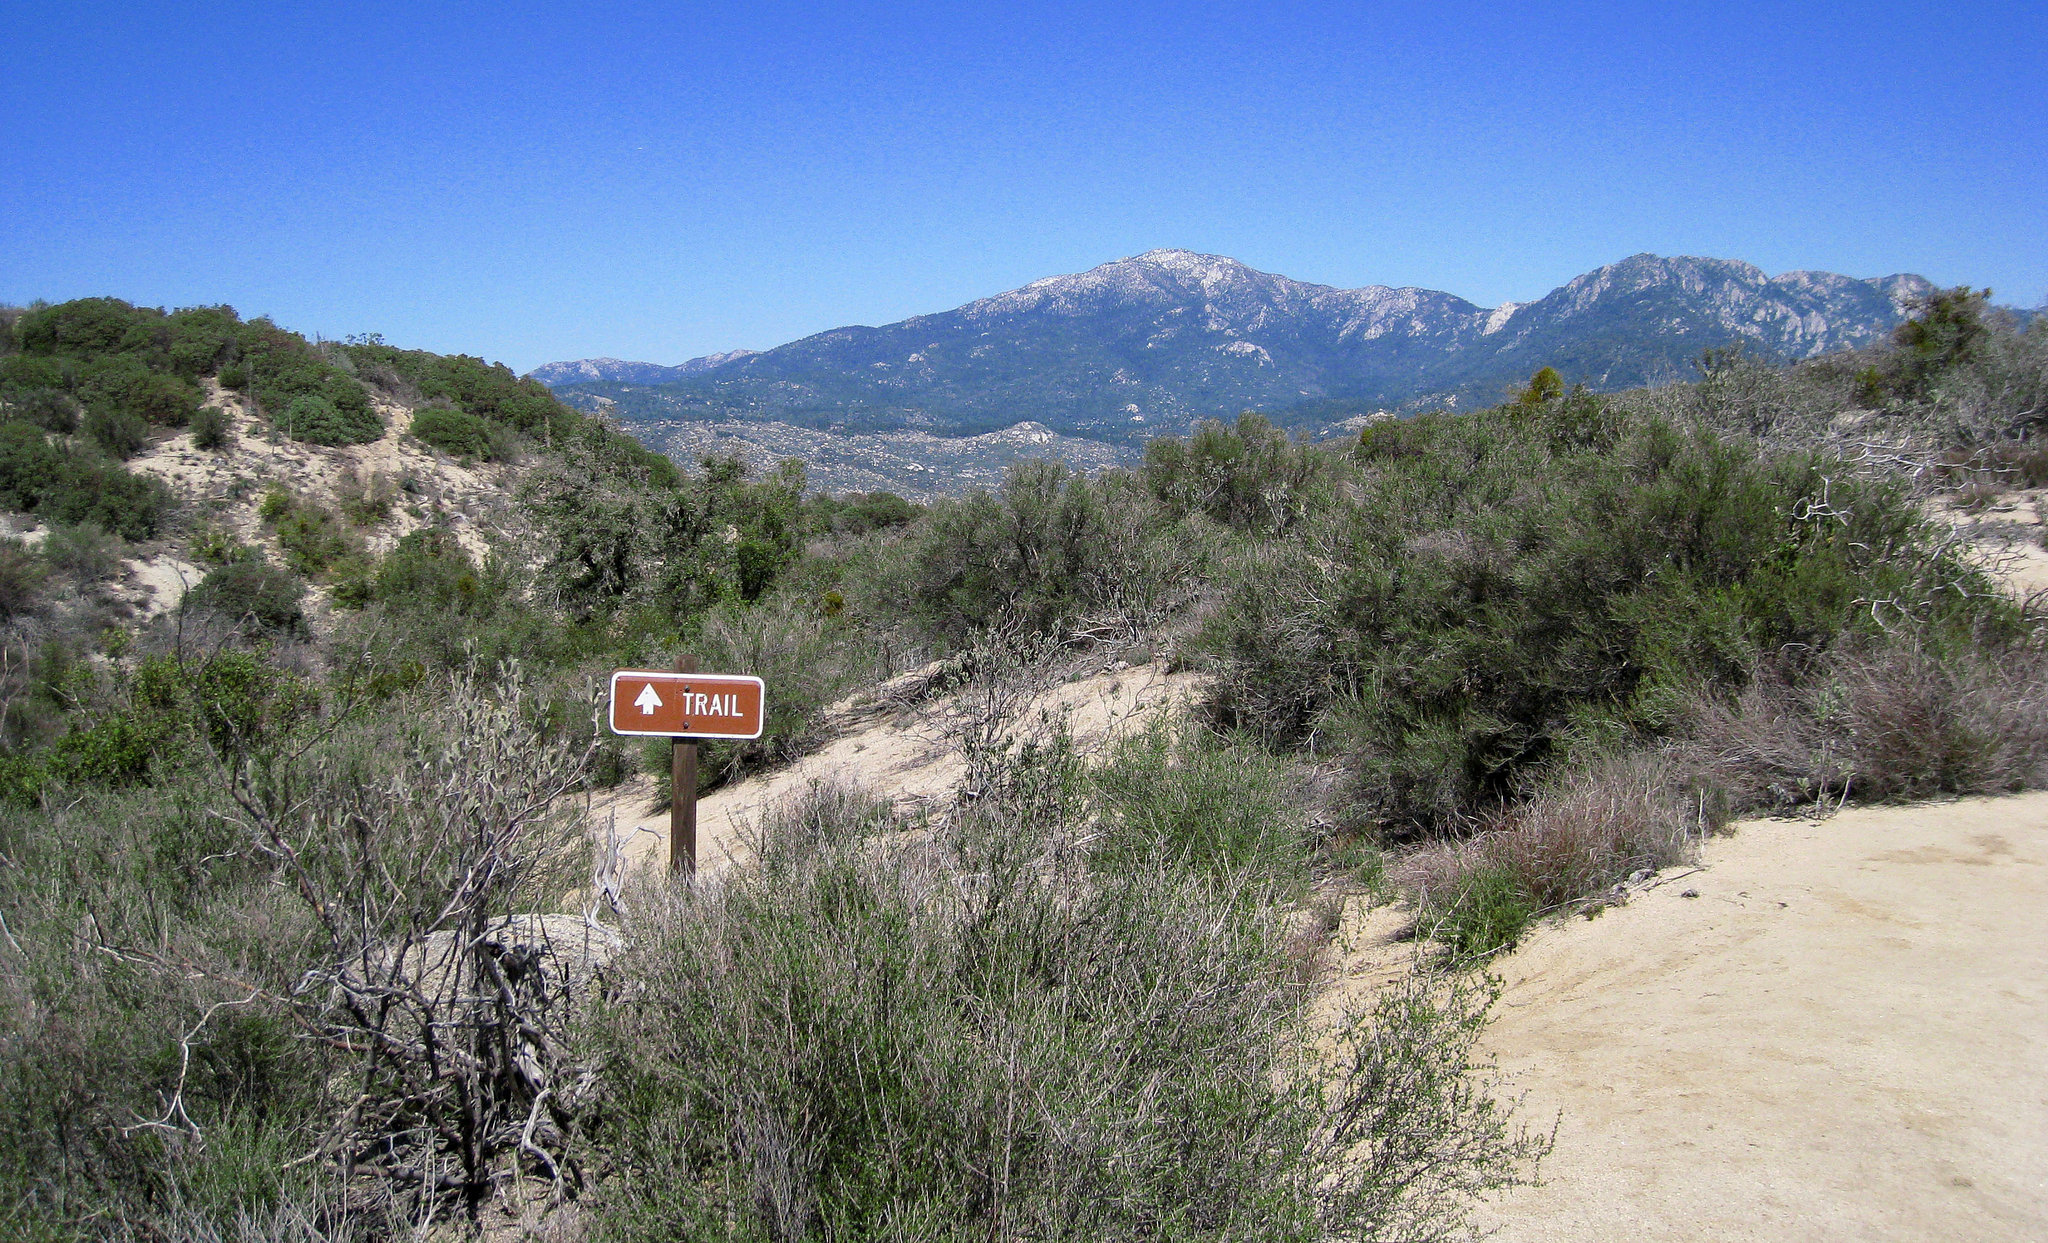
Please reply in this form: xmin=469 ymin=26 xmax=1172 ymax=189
xmin=0 ymin=419 xmax=169 ymax=538
xmin=343 ymin=339 xmax=584 ymax=447
xmin=597 ymin=761 xmax=1545 ymax=1242
xmin=0 ymin=286 xmax=2043 ymax=1237
xmin=407 ymin=404 xmax=507 ymax=461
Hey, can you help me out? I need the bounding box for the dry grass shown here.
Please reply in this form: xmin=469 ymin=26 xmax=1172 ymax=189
xmin=1687 ymin=643 xmax=2048 ymax=809
xmin=1402 ymin=750 xmax=1706 ymax=911
xmin=1396 ymin=750 xmax=1707 ymax=956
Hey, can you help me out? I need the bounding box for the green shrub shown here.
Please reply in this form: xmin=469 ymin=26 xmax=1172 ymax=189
xmin=13 ymin=296 xmax=148 ymax=356
xmin=130 ymin=650 xmax=315 ymax=759
xmin=234 ymin=322 xmax=381 ymax=445
xmin=895 ymin=460 xmax=1119 ymax=639
xmin=123 ymin=370 xmax=200 ymax=426
xmin=39 ymin=523 xmax=121 ymax=582
xmin=162 ymin=304 xmax=242 ymax=378
xmin=0 ymin=353 xmax=73 ymax=391
xmin=250 ymin=488 xmax=358 ymax=578
xmin=1090 ymin=721 xmax=1309 ymax=895
xmin=0 ymin=716 xmax=411 ymax=1232
xmin=343 ymin=342 xmax=576 ymax=440
xmin=78 ymin=354 xmax=199 ymax=427
xmin=0 ymin=541 xmax=45 ymax=620
xmin=0 ymin=421 xmax=169 ymax=538
xmin=216 ymin=362 xmax=248 ymax=390
xmin=1144 ymin=411 xmax=1336 ymax=534
xmin=49 ymin=712 xmax=173 ymax=786
xmin=272 ymin=504 xmax=354 ymax=576
xmin=1 ymin=388 xmax=78 ymax=434
xmin=586 ymin=739 xmax=632 ymax=789
xmin=370 ymin=528 xmax=481 ymax=612
xmin=407 ymin=405 xmax=502 ymax=460
xmin=0 ymin=752 xmax=48 ymax=808
xmin=1432 ymin=864 xmax=1534 ymax=960
xmin=524 ymin=449 xmax=806 ymax=620
xmin=186 ymin=560 xmax=306 ymax=634
xmin=683 ymin=591 xmax=893 ymax=783
xmin=1516 ymin=365 xmax=1566 ymax=408
xmin=1204 ymin=402 xmax=2010 ymax=831
xmin=809 ymin=489 xmax=921 ymax=535
xmin=275 ymin=392 xmax=380 ymax=446
xmin=190 ymin=404 xmax=231 ymax=450
xmin=593 ymin=781 xmax=1548 ymax=1240
xmin=326 ymin=559 xmax=375 ymax=608
xmin=191 ymin=524 xmax=255 ymax=566
xmin=1892 ymin=287 xmax=1992 ymax=391
xmin=329 ymin=530 xmax=576 ymax=673
xmin=82 ymin=404 xmax=148 ymax=458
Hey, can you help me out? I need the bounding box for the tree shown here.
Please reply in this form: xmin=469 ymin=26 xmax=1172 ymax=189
xmin=1516 ymin=366 xmax=1565 ymax=408
xmin=1893 ymin=287 xmax=1991 ymax=391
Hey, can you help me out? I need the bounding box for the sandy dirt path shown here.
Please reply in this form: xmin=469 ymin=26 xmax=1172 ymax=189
xmin=580 ymin=663 xmax=1206 ymax=881
xmin=1473 ymin=793 xmax=2048 ymax=1241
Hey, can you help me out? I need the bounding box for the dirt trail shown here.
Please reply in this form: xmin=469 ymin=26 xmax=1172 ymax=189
xmin=1935 ymin=487 xmax=2048 ymax=601
xmin=580 ymin=662 xmax=1205 ymax=881
xmin=1473 ymin=793 xmax=2048 ymax=1241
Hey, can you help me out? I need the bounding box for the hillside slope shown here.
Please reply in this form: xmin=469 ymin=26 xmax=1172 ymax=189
xmin=116 ymin=380 xmax=522 ymax=614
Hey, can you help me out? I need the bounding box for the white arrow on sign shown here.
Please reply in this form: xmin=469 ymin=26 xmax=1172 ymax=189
xmin=634 ymin=684 xmax=663 ymax=715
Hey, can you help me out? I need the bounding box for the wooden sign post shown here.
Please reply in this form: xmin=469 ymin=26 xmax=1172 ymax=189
xmin=669 ymin=656 xmax=697 ymax=877
xmin=607 ymin=660 xmax=766 ymax=875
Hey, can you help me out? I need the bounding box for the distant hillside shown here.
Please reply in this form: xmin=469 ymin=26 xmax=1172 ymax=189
xmin=631 ymin=418 xmax=1131 ymax=502
xmin=541 ymin=251 xmax=1933 ymax=445
xmin=527 ymin=349 xmax=755 ymax=387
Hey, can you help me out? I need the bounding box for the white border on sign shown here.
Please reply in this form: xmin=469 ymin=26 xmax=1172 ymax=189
xmin=608 ymin=670 xmax=767 ymax=739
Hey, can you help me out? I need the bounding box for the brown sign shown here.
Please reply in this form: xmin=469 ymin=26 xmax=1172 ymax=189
xmin=608 ymin=670 xmax=765 ymax=739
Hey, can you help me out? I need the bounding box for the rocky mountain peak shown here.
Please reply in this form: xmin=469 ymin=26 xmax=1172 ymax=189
xmin=540 ymin=250 xmax=1939 ymax=448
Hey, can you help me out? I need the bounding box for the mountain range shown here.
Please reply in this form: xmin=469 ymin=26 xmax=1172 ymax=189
xmin=527 ymin=349 xmax=757 ymax=387
xmin=535 ymin=251 xmax=1934 ymax=450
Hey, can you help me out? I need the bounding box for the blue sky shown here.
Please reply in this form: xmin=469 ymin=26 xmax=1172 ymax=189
xmin=5 ymin=1 xmax=2043 ymax=373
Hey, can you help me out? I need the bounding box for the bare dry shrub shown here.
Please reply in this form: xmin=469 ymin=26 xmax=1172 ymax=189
xmin=331 ymin=469 xmax=395 ymax=528
xmin=1314 ymin=970 xmax=1556 ymax=1242
xmin=1949 ymin=438 xmax=2048 ymax=493
xmin=223 ymin=665 xmax=603 ymax=1222
xmin=1925 ymin=311 xmax=2048 ymax=444
xmin=1686 ymin=643 xmax=2048 ymax=809
xmin=354 ymin=360 xmax=420 ymax=405
xmin=1950 ymin=478 xmax=2008 ymax=513
xmin=1613 ymin=310 xmax=2048 ymax=497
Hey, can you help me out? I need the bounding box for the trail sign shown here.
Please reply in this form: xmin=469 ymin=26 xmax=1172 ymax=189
xmin=608 ymin=670 xmax=765 ymax=740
